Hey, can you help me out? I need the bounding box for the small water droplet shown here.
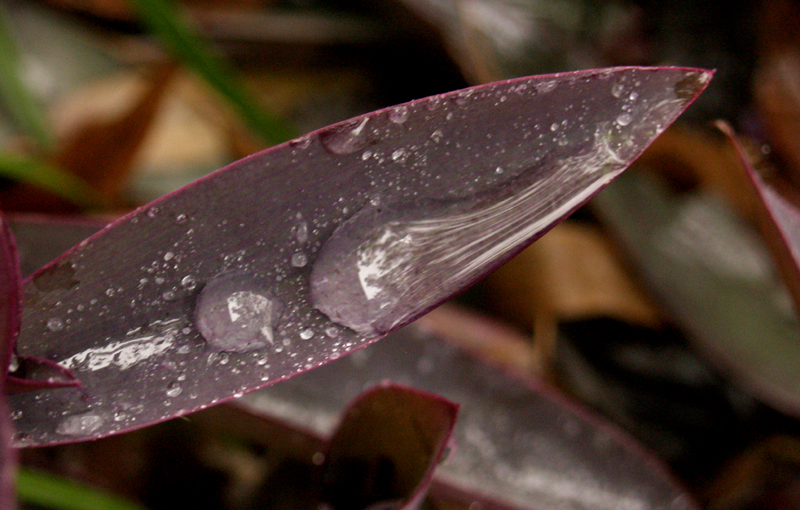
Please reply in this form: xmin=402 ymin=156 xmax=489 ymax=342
xmin=426 ymin=96 xmax=442 ymax=111
xmin=611 ymin=81 xmax=625 ymax=98
xmin=176 ymin=213 xmax=188 ymax=224
xmin=300 ymin=328 xmax=314 ymax=340
xmin=616 ymin=113 xmax=633 ymax=126
xmin=295 ymin=219 xmax=309 ymax=243
xmin=550 ymin=122 xmax=560 ymax=131
xmin=166 ymin=381 xmax=183 ymax=397
xmin=46 ymin=317 xmax=64 ymax=332
xmin=494 ymin=166 xmax=504 ymax=174
xmin=218 ymin=353 xmax=230 ymax=365
xmin=11 ymin=410 xmax=22 ymax=420
xmin=535 ymin=80 xmax=557 ymax=94
xmin=319 ymin=117 xmax=371 ymax=155
xmin=155 ymin=276 xmax=165 ymax=285
xmin=164 ymin=251 xmax=175 ymax=261
xmin=291 ymin=252 xmax=308 ymax=268
xmin=56 ymin=412 xmax=104 ymax=436
xmin=361 ymin=150 xmax=373 ymax=161
xmin=388 ymin=105 xmax=409 ymax=124
xmin=629 ymin=91 xmax=639 ymax=101
xmin=256 ymin=353 xmax=269 ymax=365
xmin=430 ymin=130 xmax=444 ymax=143
xmin=181 ymin=275 xmax=197 ymax=290
xmin=391 ymin=148 xmax=407 ymax=162
xmin=162 ymin=290 xmax=176 ymax=301
xmin=325 ymin=326 xmax=339 ymax=338
xmin=194 ymin=274 xmax=284 ymax=352
xmin=177 ymin=345 xmax=191 ymax=354
xmin=147 ymin=206 xmax=159 ymax=218
xmin=113 ymin=411 xmax=128 ymax=422
xmin=105 ymin=288 xmax=116 ymax=297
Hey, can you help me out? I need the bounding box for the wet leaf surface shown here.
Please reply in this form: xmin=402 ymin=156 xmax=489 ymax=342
xmin=240 ymin=320 xmax=697 ymax=510
xmin=9 ymin=67 xmax=710 ymax=446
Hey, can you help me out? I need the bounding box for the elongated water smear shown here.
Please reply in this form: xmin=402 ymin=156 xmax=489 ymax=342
xmin=311 ymin=126 xmax=627 ymax=336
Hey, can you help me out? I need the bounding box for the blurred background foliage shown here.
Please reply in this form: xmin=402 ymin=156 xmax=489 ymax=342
xmin=4 ymin=0 xmax=800 ymax=509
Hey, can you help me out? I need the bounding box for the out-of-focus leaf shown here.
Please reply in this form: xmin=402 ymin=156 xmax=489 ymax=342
xmin=322 ymin=383 xmax=457 ymax=510
xmin=54 ymin=65 xmax=175 ymax=206
xmin=240 ymin=316 xmax=698 ymax=510
xmin=719 ymin=122 xmax=800 ymax=319
xmin=128 ymin=0 xmax=296 ymax=146
xmin=9 ymin=67 xmax=710 ymax=446
xmin=0 ymin=152 xmax=101 ymax=209
xmin=16 ymin=467 xmax=147 ymax=510
xmin=594 ymin=169 xmax=800 ymax=417
xmin=0 ymin=4 xmax=54 ymax=151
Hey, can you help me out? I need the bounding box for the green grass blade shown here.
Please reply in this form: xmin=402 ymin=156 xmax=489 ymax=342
xmin=0 ymin=152 xmax=102 ymax=208
xmin=17 ymin=467 xmax=147 ymax=510
xmin=0 ymin=4 xmax=55 ymax=152
xmin=129 ymin=0 xmax=296 ymax=145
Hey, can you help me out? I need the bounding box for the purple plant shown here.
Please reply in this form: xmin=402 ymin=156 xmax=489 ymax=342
xmin=2 ymin=66 xmax=710 ymax=509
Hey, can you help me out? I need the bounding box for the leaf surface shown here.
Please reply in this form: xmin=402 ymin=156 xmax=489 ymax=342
xmin=240 ymin=317 xmax=697 ymax=510
xmin=10 ymin=66 xmax=710 ymax=445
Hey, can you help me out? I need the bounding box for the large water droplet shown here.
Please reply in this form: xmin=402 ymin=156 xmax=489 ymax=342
xmin=310 ymin=127 xmax=627 ymax=336
xmin=291 ymin=252 xmax=308 ymax=268
xmin=319 ymin=117 xmax=371 ymax=155
xmin=616 ymin=113 xmax=633 ymax=126
xmin=194 ymin=274 xmax=284 ymax=352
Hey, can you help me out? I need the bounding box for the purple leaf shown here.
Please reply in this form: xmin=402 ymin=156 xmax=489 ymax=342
xmin=6 ymin=356 xmax=81 ymax=395
xmin=718 ymin=122 xmax=800 ymax=316
xmin=240 ymin=315 xmax=697 ymax=510
xmin=0 ymin=214 xmax=20 ymax=381
xmin=321 ymin=383 xmax=457 ymax=510
xmin=11 ymin=66 xmax=711 ymax=446
xmin=0 ymin=212 xmax=18 ymax=510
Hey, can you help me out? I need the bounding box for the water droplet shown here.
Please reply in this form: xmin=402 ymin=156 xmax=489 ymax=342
xmin=426 ymin=96 xmax=442 ymax=111
xmin=455 ymin=89 xmax=474 ymax=105
xmin=550 ymin=122 xmax=560 ymax=131
xmin=494 ymin=166 xmax=504 ymax=174
xmin=391 ymin=148 xmax=407 ymax=162
xmin=319 ymin=117 xmax=371 ymax=155
xmin=46 ymin=317 xmax=64 ymax=332
xmin=181 ymin=275 xmax=197 ymax=290
xmin=218 ymin=353 xmax=230 ymax=365
xmin=166 ymin=381 xmax=183 ymax=397
xmin=430 ymin=130 xmax=444 ymax=143
xmin=113 ymin=411 xmax=128 ymax=422
xmin=256 ymin=353 xmax=269 ymax=365
xmin=147 ymin=206 xmax=159 ymax=218
xmin=291 ymin=252 xmax=308 ymax=268
xmin=616 ymin=113 xmax=633 ymax=126
xmin=300 ymin=328 xmax=314 ymax=340
xmin=388 ymin=105 xmax=409 ymax=124
xmin=310 ymin=127 xmax=627 ymax=336
xmin=535 ymin=80 xmax=557 ymax=94
xmin=105 ymin=288 xmax=116 ymax=297
xmin=295 ymin=219 xmax=309 ymax=243
xmin=194 ymin=273 xmax=284 ymax=352
xmin=56 ymin=412 xmax=104 ymax=436
xmin=629 ymin=91 xmax=639 ymax=101
xmin=11 ymin=410 xmax=22 ymax=420
xmin=611 ymin=81 xmax=625 ymax=98
xmin=162 ymin=290 xmax=176 ymax=301
xmin=164 ymin=251 xmax=175 ymax=261
xmin=325 ymin=326 xmax=339 ymax=338
xmin=176 ymin=213 xmax=188 ymax=224
xmin=155 ymin=276 xmax=165 ymax=285
xmin=361 ymin=150 xmax=373 ymax=161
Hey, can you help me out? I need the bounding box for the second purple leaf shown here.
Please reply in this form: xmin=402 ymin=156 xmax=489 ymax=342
xmin=11 ymin=67 xmax=710 ymax=446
